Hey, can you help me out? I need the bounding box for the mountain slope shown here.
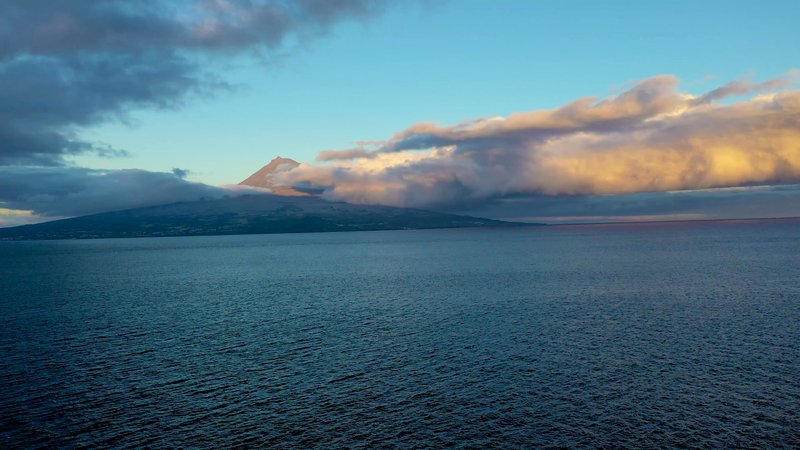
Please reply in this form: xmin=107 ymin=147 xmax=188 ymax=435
xmin=0 ymin=194 xmax=532 ymax=240
xmin=239 ymin=157 xmax=305 ymax=195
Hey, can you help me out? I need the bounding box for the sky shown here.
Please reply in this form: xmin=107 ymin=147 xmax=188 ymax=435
xmin=1 ymin=0 xmax=799 ymax=226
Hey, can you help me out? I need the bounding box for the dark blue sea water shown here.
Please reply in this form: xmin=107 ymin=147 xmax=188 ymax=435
xmin=2 ymin=219 xmax=800 ymax=448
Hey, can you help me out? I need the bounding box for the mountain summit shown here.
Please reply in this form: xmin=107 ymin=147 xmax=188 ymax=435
xmin=239 ymin=157 xmax=304 ymax=195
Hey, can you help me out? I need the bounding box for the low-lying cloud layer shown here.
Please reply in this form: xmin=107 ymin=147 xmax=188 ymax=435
xmin=0 ymin=166 xmax=227 ymax=220
xmin=284 ymin=73 xmax=800 ymax=210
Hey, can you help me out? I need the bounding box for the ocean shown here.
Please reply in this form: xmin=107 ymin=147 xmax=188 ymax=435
xmin=2 ymin=219 xmax=799 ymax=448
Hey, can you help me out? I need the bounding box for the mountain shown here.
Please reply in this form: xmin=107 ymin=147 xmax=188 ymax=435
xmin=0 ymin=194 xmax=533 ymax=240
xmin=239 ymin=157 xmax=305 ymax=196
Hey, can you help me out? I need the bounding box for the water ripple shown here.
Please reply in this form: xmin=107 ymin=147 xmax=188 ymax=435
xmin=2 ymin=221 xmax=800 ymax=447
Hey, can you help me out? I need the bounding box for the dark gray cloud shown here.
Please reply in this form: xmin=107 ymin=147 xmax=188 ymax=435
xmin=172 ymin=167 xmax=191 ymax=178
xmin=0 ymin=52 xmax=199 ymax=165
xmin=0 ymin=0 xmax=385 ymax=166
xmin=0 ymin=0 xmax=382 ymax=58
xmin=0 ymin=166 xmax=227 ymax=218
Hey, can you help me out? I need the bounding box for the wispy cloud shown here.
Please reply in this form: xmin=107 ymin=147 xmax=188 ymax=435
xmin=282 ymin=73 xmax=800 ymax=209
xmin=0 ymin=166 xmax=227 ymax=219
xmin=692 ymin=70 xmax=799 ymax=104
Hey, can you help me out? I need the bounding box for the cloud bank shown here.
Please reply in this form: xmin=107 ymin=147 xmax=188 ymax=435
xmin=0 ymin=166 xmax=227 ymax=219
xmin=281 ymin=73 xmax=800 ymax=210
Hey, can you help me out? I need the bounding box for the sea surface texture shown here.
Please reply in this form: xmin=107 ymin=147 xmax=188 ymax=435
xmin=2 ymin=219 xmax=799 ymax=448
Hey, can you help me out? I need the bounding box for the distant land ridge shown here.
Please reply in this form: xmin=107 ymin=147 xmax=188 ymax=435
xmin=0 ymin=194 xmax=535 ymax=240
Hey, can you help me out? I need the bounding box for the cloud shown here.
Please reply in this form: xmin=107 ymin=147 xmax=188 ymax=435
xmin=318 ymin=75 xmax=689 ymax=160
xmin=0 ymin=208 xmax=38 ymax=228
xmin=172 ymin=167 xmax=191 ymax=178
xmin=0 ymin=52 xmax=201 ymax=166
xmin=692 ymin=70 xmax=799 ymax=104
xmin=0 ymin=0 xmax=382 ymax=58
xmin=280 ymin=73 xmax=800 ymax=210
xmin=0 ymin=0 xmax=385 ymax=166
xmin=317 ymin=148 xmax=376 ymax=161
xmin=0 ymin=166 xmax=227 ymax=219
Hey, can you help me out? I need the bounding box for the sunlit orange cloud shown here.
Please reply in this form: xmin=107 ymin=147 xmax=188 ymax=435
xmin=0 ymin=207 xmax=41 ymax=227
xmin=278 ymin=72 xmax=800 ymax=208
